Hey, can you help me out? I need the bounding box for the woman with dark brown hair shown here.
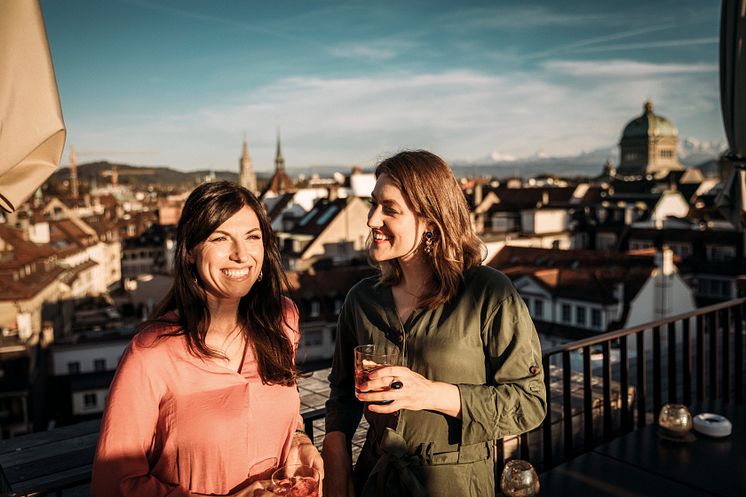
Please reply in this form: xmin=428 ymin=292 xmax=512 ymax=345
xmin=322 ymin=150 xmax=546 ymax=497
xmin=92 ymin=181 xmax=322 ymax=496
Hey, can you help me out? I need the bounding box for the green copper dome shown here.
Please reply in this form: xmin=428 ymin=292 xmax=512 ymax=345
xmin=621 ymin=100 xmax=678 ymax=139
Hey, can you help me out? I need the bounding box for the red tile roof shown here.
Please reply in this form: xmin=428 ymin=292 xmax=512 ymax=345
xmin=0 ymin=224 xmax=56 ymax=270
xmin=489 ymin=246 xmax=655 ymax=305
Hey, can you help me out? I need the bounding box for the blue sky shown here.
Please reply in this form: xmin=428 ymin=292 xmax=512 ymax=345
xmin=41 ymin=0 xmax=725 ymax=172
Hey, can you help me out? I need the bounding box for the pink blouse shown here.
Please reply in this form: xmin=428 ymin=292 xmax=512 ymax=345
xmin=92 ymin=299 xmax=302 ymax=496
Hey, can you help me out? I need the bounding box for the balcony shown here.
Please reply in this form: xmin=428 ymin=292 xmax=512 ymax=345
xmin=1 ymin=297 xmax=744 ymax=496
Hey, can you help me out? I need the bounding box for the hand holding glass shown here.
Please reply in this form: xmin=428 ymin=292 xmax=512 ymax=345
xmin=354 ymin=344 xmax=399 ymax=405
xmin=271 ymin=464 xmax=319 ymax=497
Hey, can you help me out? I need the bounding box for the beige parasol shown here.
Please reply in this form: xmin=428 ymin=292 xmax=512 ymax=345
xmin=0 ymin=0 xmax=66 ymax=213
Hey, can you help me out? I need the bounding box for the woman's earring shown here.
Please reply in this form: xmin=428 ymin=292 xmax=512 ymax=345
xmin=257 ymin=270 xmax=263 ymax=282
xmin=423 ymin=231 xmax=434 ymax=255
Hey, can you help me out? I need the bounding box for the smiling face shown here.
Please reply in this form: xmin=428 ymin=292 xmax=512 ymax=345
xmin=190 ymin=205 xmax=264 ymax=307
xmin=367 ymin=173 xmax=429 ymax=264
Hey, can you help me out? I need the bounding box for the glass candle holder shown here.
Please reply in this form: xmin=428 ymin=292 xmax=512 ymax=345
xmin=500 ymin=459 xmax=540 ymax=497
xmin=659 ymin=403 xmax=693 ymax=437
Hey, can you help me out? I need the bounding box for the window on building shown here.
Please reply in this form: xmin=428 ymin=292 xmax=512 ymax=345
xmin=591 ymin=309 xmax=602 ymax=329
xmin=630 ymin=240 xmax=654 ymax=250
xmin=669 ymin=243 xmax=692 ymax=258
xmin=310 ymin=301 xmax=321 ymax=318
xmin=83 ymin=393 xmax=97 ymax=408
xmin=67 ymin=362 xmax=80 ymax=374
xmin=334 ymin=299 xmax=343 ymax=315
xmin=561 ymin=304 xmax=572 ymax=323
xmin=706 ymin=245 xmax=736 ymax=262
xmin=316 ymin=205 xmax=340 ymax=226
xmin=534 ymin=299 xmax=544 ymax=318
xmin=596 ymin=233 xmax=617 ymax=250
xmin=699 ymin=277 xmax=733 ymax=299
xmin=94 ymin=359 xmax=106 ymax=372
xmin=576 ymin=306 xmax=586 ymax=326
xmin=297 ymin=207 xmax=319 ymax=227
xmin=304 ymin=330 xmax=323 ymax=347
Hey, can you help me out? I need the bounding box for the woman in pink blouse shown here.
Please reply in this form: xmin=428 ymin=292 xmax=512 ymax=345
xmin=92 ymin=181 xmax=322 ymax=496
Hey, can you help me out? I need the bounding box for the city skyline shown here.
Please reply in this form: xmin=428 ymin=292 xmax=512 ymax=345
xmin=42 ymin=0 xmax=725 ymax=172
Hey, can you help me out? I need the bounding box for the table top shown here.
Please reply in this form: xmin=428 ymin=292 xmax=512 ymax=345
xmin=540 ymin=401 xmax=744 ymax=497
xmin=594 ymin=402 xmax=745 ymax=497
xmin=0 ymin=419 xmax=100 ymax=496
xmin=539 ymin=451 xmax=709 ymax=497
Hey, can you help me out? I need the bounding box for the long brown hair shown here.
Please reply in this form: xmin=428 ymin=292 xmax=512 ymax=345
xmin=147 ymin=181 xmax=297 ymax=386
xmin=373 ymin=150 xmax=484 ymax=308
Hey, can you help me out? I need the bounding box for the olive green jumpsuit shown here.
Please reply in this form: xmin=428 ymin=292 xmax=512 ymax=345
xmin=326 ymin=266 xmax=547 ymax=497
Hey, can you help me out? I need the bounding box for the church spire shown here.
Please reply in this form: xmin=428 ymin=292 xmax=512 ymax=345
xmin=274 ymin=129 xmax=285 ymax=172
xmin=239 ymin=133 xmax=257 ymax=193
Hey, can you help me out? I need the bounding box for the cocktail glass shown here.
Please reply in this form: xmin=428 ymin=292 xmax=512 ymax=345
xmin=354 ymin=343 xmax=399 ymax=405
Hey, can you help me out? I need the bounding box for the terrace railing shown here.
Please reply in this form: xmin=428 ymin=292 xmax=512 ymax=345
xmin=490 ymin=296 xmax=745 ymax=473
xmin=2 ymin=297 xmax=744 ymax=496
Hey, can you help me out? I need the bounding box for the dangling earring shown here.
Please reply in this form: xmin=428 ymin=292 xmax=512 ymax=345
xmin=257 ymin=270 xmax=263 ymax=282
xmin=423 ymin=231 xmax=434 ymax=255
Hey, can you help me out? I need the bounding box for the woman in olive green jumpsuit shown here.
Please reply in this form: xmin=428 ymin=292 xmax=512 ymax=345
xmin=323 ymin=150 xmax=547 ymax=497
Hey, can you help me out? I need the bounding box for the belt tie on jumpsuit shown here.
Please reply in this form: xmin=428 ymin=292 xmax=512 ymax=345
xmin=362 ymin=427 xmax=492 ymax=497
xmin=362 ymin=428 xmax=426 ymax=497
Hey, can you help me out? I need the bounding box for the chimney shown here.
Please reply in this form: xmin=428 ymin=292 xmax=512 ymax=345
xmin=327 ymin=186 xmax=338 ymax=201
xmin=656 ymin=246 xmax=674 ymax=276
xmin=474 ymin=183 xmax=483 ymax=206
xmin=624 ymin=205 xmax=634 ymax=225
xmin=28 ymin=222 xmax=50 ymax=244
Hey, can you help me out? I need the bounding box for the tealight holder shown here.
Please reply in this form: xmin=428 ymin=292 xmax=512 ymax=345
xmin=658 ymin=403 xmax=694 ymax=441
xmin=500 ymin=459 xmax=540 ymax=497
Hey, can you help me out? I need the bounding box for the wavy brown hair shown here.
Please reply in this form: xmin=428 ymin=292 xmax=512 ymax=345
xmin=373 ymin=150 xmax=485 ymax=308
xmin=146 ymin=181 xmax=297 ymax=386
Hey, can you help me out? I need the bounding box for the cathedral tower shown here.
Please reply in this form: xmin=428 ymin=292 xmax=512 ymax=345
xmin=260 ymin=130 xmax=294 ymax=197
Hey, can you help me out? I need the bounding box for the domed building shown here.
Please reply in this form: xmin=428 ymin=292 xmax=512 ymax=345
xmin=617 ymin=100 xmax=683 ymax=178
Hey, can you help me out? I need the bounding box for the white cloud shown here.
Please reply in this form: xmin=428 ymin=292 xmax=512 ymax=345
xmin=571 ymin=37 xmax=718 ymax=54
xmin=327 ymin=40 xmax=415 ymax=62
xmin=545 ymin=59 xmax=717 ymax=77
xmin=440 ymin=6 xmax=609 ymax=30
xmin=68 ymin=67 xmax=723 ymax=171
xmin=490 ymin=151 xmax=517 ymax=162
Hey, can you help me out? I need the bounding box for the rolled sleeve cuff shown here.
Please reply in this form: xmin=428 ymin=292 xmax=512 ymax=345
xmin=457 ymin=384 xmax=499 ymax=445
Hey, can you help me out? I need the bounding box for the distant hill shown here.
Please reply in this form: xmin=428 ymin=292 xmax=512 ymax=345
xmin=49 ymin=161 xmax=264 ymax=189
xmin=48 ymin=138 xmax=724 ymax=189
